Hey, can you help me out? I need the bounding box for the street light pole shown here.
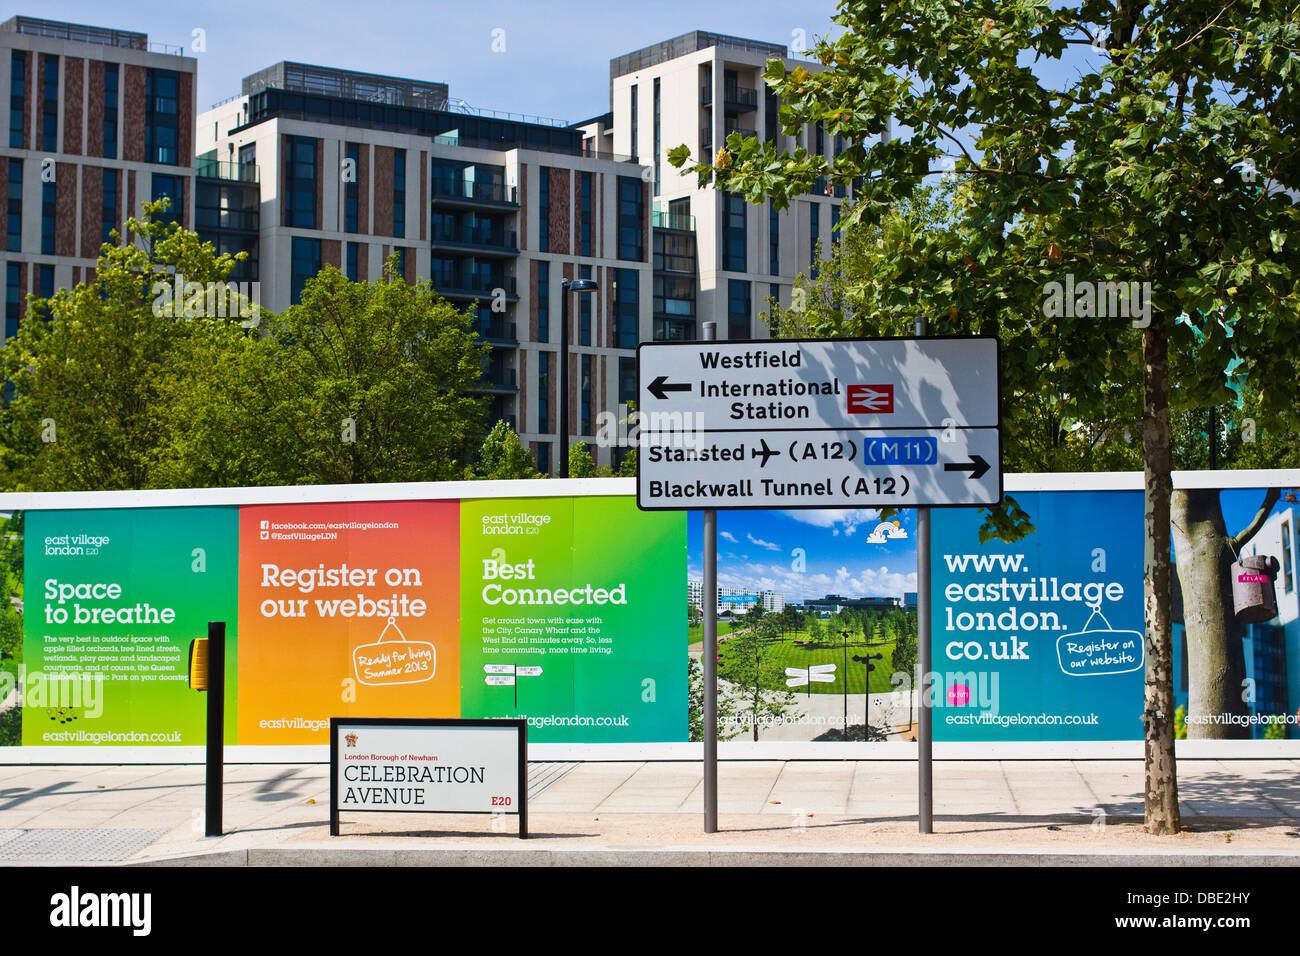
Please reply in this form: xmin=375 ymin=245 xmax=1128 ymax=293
xmin=558 ymin=277 xmax=598 ymax=478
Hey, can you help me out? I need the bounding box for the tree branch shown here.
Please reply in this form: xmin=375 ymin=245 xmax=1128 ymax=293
xmin=1229 ymin=486 xmax=1282 ymax=552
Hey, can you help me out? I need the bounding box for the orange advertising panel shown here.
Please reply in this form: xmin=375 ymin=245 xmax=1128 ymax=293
xmin=237 ymin=501 xmax=460 ymax=743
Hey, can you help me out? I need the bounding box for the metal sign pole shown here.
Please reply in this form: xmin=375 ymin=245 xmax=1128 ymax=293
xmin=702 ymin=320 xmax=719 ymax=834
xmin=205 ymin=620 xmax=225 ymax=837
xmin=916 ymin=315 xmax=933 ymax=834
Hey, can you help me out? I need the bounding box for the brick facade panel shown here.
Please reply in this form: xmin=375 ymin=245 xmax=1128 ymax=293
xmin=123 ymin=66 xmax=145 ymax=163
xmin=373 ymin=147 xmax=393 ymax=236
xmin=63 ymin=58 xmax=84 ymax=156
xmin=178 ymin=71 xmax=193 ymax=176
xmin=322 ymin=238 xmax=341 ymax=269
xmin=547 ymin=168 xmax=570 ymax=255
xmin=87 ymin=60 xmax=104 ymax=157
xmin=55 ymin=164 xmax=77 ymax=258
xmin=358 ymin=145 xmax=370 ymax=234
xmin=81 ymin=164 xmax=102 ymax=258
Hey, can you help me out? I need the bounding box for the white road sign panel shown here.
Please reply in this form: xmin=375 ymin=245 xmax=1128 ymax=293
xmin=636 ymin=336 xmax=1001 ymax=511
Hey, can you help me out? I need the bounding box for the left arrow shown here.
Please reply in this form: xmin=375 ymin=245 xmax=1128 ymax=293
xmin=648 ymin=375 xmax=691 ymax=400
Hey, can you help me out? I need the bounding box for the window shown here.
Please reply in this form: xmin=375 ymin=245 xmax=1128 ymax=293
xmin=346 ymin=242 xmax=359 ymax=281
xmin=809 ymin=202 xmax=820 ymax=279
xmin=578 ymin=172 xmax=592 ymax=256
xmin=1283 ymin=521 xmax=1294 ymax=594
xmin=765 ymin=86 xmax=779 ymax=145
xmin=536 ymin=261 xmax=550 ymax=343
xmin=344 ymin=143 xmax=359 ymax=233
xmin=536 ymin=442 xmax=550 ymax=475
xmin=618 ymin=176 xmax=644 ymax=261
xmin=815 ymin=120 xmax=825 ymax=157
xmin=7 ymin=159 xmax=20 ymax=252
xmin=144 ymin=69 xmax=180 ymax=165
xmin=538 ymin=167 xmax=550 ymax=252
xmin=9 ymin=52 xmax=24 ymax=148
xmin=41 ymin=56 xmax=58 ymax=153
xmin=618 ymin=357 xmax=636 ymax=404
xmin=728 ymin=279 xmax=750 ymax=340
xmin=41 ymin=179 xmax=55 ymax=255
xmin=291 ymin=236 xmax=321 ymax=304
xmin=537 ymin=352 xmax=551 ymax=434
xmin=580 ymin=265 xmax=592 ymax=346
xmin=152 ymin=174 xmax=182 ymax=225
xmin=5 ymin=263 xmax=20 ymax=339
xmin=723 ymin=192 xmax=746 ymax=272
xmin=831 ymin=204 xmax=840 ymax=242
xmin=392 ymin=149 xmax=406 ymax=238
xmin=614 ymin=268 xmax=638 ymax=348
xmin=581 ymin=354 xmax=593 ymax=436
xmin=37 ymin=264 xmax=53 ymax=299
xmin=769 ymin=283 xmax=780 ymax=335
xmin=652 ymin=78 xmax=661 ymax=196
xmin=285 ymin=135 xmax=317 ymax=229
xmin=102 ymin=168 xmax=118 ymax=244
xmin=239 ymin=143 xmax=256 ymax=167
xmin=629 ymin=84 xmax=638 ymax=162
xmin=103 ymin=64 xmax=118 ymax=159
xmin=769 ymin=202 xmax=779 ymax=275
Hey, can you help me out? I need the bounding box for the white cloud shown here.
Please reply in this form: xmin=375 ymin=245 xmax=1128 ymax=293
xmin=747 ymin=533 xmax=781 ymax=551
xmin=781 ymin=509 xmax=880 ymax=536
xmin=720 ymin=531 xmax=738 ymax=543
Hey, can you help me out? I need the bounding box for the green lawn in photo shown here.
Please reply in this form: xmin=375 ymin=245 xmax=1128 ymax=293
xmin=719 ymin=624 xmax=903 ymax=695
xmin=687 ymin=620 xmax=734 ymax=644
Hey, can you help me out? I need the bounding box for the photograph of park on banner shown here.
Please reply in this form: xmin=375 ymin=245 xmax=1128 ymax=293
xmin=687 ymin=508 xmax=919 ymax=743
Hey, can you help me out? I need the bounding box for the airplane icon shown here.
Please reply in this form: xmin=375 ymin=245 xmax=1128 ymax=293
xmin=752 ymin=438 xmax=780 ymax=468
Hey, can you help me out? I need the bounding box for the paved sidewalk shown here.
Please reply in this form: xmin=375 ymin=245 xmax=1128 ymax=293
xmin=1 ymin=759 xmax=1298 ymax=865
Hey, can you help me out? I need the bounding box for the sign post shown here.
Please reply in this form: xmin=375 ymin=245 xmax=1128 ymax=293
xmin=638 ymin=334 xmax=1001 ymax=834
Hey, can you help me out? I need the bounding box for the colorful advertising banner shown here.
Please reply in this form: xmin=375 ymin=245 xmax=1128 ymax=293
xmin=930 ymin=491 xmax=1146 ymax=740
xmin=459 ymin=496 xmax=686 ymax=741
xmin=19 ymin=507 xmax=239 ymax=746
xmin=1 ymin=493 xmax=687 ymax=748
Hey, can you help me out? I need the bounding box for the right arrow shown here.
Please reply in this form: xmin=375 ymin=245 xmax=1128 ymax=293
xmin=943 ymin=454 xmax=990 ymax=480
xmin=647 ymin=375 xmax=691 ymax=400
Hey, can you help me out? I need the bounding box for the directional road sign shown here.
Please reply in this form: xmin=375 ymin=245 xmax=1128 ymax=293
xmin=785 ymin=663 xmax=837 ymax=687
xmin=636 ymin=337 xmax=1001 ymax=510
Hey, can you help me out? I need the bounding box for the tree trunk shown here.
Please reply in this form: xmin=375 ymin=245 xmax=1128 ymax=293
xmin=1170 ymin=489 xmax=1249 ymax=738
xmin=1142 ymin=324 xmax=1180 ymax=834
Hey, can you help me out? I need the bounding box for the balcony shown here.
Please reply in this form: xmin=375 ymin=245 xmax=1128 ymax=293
xmin=478 ymin=367 xmax=518 ymax=393
xmin=431 ymin=270 xmax=518 ymax=301
xmin=196 ymin=158 xmax=260 ymax=183
xmin=474 ymin=319 xmax=518 ymax=346
xmin=724 ymin=126 xmax=757 ymax=142
xmin=725 ymin=87 xmax=758 ymax=111
xmin=700 ymin=127 xmax=713 ymax=154
xmin=430 ymin=179 xmax=518 ymax=208
xmin=652 ymin=209 xmax=695 ymax=232
xmin=431 ymin=224 xmax=518 ymax=256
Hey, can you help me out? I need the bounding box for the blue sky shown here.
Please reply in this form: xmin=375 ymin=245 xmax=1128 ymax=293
xmin=21 ymin=0 xmax=842 ymax=123
xmin=687 ymin=508 xmax=918 ymax=604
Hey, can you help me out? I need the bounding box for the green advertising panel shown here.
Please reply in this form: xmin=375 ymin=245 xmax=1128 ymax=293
xmin=22 ymin=508 xmax=239 ymax=746
xmin=459 ymin=496 xmax=686 ymax=741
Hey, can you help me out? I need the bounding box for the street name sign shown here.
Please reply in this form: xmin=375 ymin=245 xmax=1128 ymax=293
xmin=636 ymin=337 xmax=1001 ymax=510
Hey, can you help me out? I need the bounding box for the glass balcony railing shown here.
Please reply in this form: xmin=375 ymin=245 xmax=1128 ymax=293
xmin=474 ymin=320 xmax=518 ymax=344
xmin=430 ymin=180 xmax=518 ymax=204
xmin=431 ymin=224 xmax=518 ymax=252
xmin=652 ymin=209 xmax=695 ymax=232
xmin=196 ymin=158 xmax=260 ymax=183
xmin=431 ymin=270 xmax=518 ymax=298
xmin=479 ymin=367 xmax=518 ymax=391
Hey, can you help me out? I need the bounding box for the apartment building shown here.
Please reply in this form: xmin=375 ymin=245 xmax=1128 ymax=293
xmin=196 ymin=61 xmax=656 ymax=473
xmin=0 ymin=15 xmax=197 ymax=337
xmin=2 ymin=18 xmax=846 ymax=475
xmin=586 ymin=30 xmax=844 ymax=341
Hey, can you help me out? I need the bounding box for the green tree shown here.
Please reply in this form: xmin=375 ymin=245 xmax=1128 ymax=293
xmin=675 ymin=0 xmax=1300 ymax=835
xmin=157 ymin=257 xmax=489 ymax=486
xmin=721 ymin=617 xmax=798 ymax=741
xmin=687 ymin=655 xmax=745 ymax=741
xmin=567 ymin=443 xmax=598 ymax=478
xmin=471 ymin=421 xmax=541 ymax=480
xmin=0 ymin=201 xmax=252 ymax=491
xmin=891 ymin=623 xmax=919 ymax=732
